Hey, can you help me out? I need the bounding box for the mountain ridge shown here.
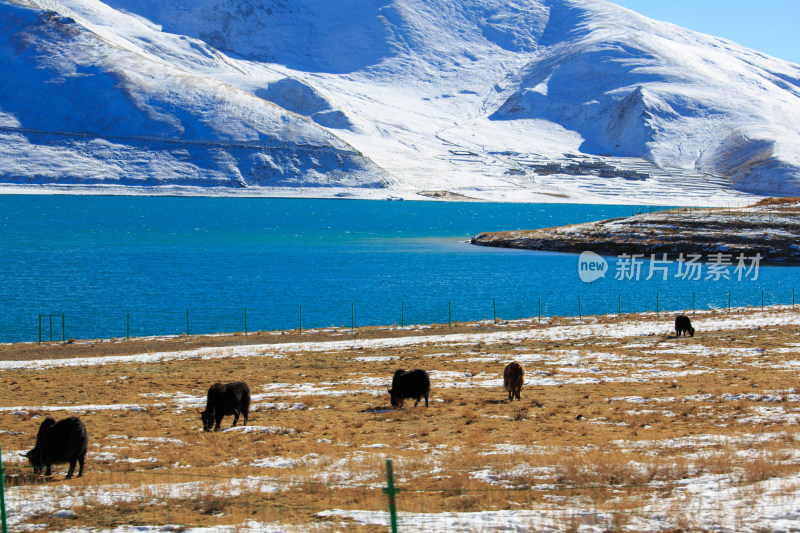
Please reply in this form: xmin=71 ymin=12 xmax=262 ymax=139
xmin=2 ymin=0 xmax=800 ymax=202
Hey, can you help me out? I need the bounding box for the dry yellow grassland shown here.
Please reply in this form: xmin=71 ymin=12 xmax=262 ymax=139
xmin=1 ymin=307 xmax=799 ymax=531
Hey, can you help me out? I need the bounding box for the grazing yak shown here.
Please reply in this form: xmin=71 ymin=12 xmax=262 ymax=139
xmin=388 ymin=369 xmax=430 ymax=408
xmin=26 ymin=416 xmax=88 ymax=479
xmin=675 ymin=314 xmax=695 ymax=337
xmin=503 ymin=361 xmax=525 ymax=401
xmin=200 ymin=381 xmax=251 ymax=431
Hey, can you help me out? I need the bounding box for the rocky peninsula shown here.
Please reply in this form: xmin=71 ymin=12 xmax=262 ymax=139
xmin=470 ymin=198 xmax=800 ymax=263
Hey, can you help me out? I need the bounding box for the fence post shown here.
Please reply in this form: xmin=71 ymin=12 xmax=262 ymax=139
xmin=61 ymin=313 xmax=65 ymax=343
xmin=693 ymin=292 xmax=696 ymax=314
xmin=186 ymin=308 xmax=190 ymax=336
xmin=351 ymin=302 xmax=354 ymax=331
xmin=538 ymin=298 xmax=541 ymax=323
xmin=578 ymin=296 xmax=582 ymax=320
xmin=493 ymin=299 xmax=497 ymax=324
xmin=299 ymin=305 xmax=302 ymax=334
xmin=448 ymin=300 xmax=451 ymax=328
xmin=656 ymin=292 xmax=659 ymax=317
xmin=244 ymin=307 xmax=248 ymax=336
xmin=0 ymin=444 xmax=8 ymax=533
xmin=383 ymin=459 xmax=399 ymax=533
xmin=126 ymin=311 xmax=130 ymax=341
xmin=401 ymin=301 xmax=404 ymax=329
xmin=618 ymin=294 xmax=621 ymax=316
xmin=762 ymin=289 xmax=764 ymax=311
xmin=38 ymin=314 xmax=42 ymax=345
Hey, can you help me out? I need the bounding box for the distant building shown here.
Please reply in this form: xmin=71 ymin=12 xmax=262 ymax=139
xmin=532 ymin=162 xmax=562 ymax=175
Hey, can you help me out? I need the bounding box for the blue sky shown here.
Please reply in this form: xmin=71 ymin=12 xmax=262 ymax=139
xmin=610 ymin=1 xmax=800 ymax=65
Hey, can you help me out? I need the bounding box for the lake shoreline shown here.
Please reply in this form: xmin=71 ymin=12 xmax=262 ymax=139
xmin=0 ymin=184 xmax=760 ymax=206
xmin=3 ymin=303 xmax=797 ymax=363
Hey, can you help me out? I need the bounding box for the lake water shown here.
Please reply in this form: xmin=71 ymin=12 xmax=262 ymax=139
xmin=1 ymin=196 xmax=797 ymax=343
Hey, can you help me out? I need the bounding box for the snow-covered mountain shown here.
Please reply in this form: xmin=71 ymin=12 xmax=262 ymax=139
xmin=3 ymin=0 xmax=800 ymax=203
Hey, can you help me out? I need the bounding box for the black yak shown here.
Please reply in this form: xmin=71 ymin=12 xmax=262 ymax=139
xmin=503 ymin=361 xmax=525 ymax=401
xmin=26 ymin=416 xmax=87 ymax=479
xmin=200 ymin=381 xmax=251 ymax=431
xmin=388 ymin=369 xmax=430 ymax=408
xmin=675 ymin=314 xmax=695 ymax=337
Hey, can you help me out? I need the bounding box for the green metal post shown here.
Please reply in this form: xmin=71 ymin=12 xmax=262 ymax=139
xmin=762 ymin=289 xmax=764 ymax=311
xmin=38 ymin=314 xmax=42 ymax=345
xmin=383 ymin=459 xmax=399 ymax=533
xmin=186 ymin=308 xmax=190 ymax=336
xmin=656 ymin=292 xmax=659 ymax=317
xmin=401 ymin=301 xmax=404 ymax=328
xmin=493 ymin=299 xmax=497 ymax=324
xmin=244 ymin=307 xmax=248 ymax=336
xmin=538 ymin=298 xmax=541 ymax=323
xmin=693 ymin=292 xmax=696 ymax=314
xmin=299 ymin=305 xmax=302 ymax=334
xmin=49 ymin=315 xmax=52 ymax=342
xmin=0 ymin=444 xmax=7 ymax=533
xmin=618 ymin=294 xmax=621 ymax=316
xmin=448 ymin=300 xmax=451 ymax=327
xmin=728 ymin=291 xmax=731 ymax=312
xmin=351 ymin=303 xmax=354 ymax=331
xmin=126 ymin=311 xmax=130 ymax=341
xmin=61 ymin=313 xmax=65 ymax=343
xmin=578 ymin=295 xmax=582 ymax=320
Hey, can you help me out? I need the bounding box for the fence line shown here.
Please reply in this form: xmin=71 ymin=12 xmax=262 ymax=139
xmin=14 ymin=286 xmax=799 ymax=345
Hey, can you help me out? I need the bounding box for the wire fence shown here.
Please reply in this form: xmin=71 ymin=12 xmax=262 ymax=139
xmin=11 ymin=286 xmax=799 ymax=345
xmin=0 ymin=456 xmax=791 ymax=532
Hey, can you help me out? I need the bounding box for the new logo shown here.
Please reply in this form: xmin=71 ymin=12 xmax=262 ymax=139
xmin=578 ymin=251 xmax=607 ymax=283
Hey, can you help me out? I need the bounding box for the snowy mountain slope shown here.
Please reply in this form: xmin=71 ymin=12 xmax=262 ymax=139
xmin=486 ymin=1 xmax=800 ymax=195
xmin=0 ymin=0 xmax=390 ymax=190
xmin=2 ymin=0 xmax=800 ymax=201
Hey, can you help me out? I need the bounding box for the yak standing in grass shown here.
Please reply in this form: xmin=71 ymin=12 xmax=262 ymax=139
xmin=26 ymin=416 xmax=88 ymax=479
xmin=388 ymin=369 xmax=430 ymax=408
xmin=503 ymin=361 xmax=525 ymax=401
xmin=200 ymin=381 xmax=251 ymax=431
xmin=675 ymin=314 xmax=695 ymax=337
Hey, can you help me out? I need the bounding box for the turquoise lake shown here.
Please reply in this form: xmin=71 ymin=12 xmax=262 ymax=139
xmin=0 ymin=196 xmax=797 ymax=343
